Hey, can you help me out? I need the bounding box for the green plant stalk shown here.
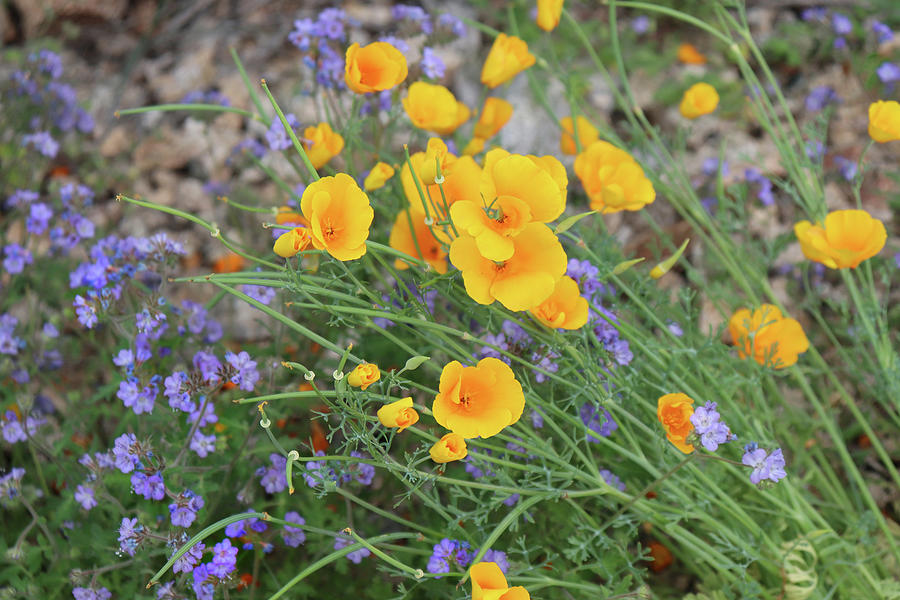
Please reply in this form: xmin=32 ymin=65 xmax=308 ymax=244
xmin=259 ymin=81 xmax=320 ymax=182
xmin=116 ymin=103 xmax=256 ymax=119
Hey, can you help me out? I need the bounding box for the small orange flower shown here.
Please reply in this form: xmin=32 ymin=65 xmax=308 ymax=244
xmin=364 ymin=162 xmax=395 ymax=191
xmin=432 ymin=358 xmax=525 ymax=439
xmin=388 ymin=210 xmax=448 ymax=274
xmin=559 ymin=115 xmax=599 ymax=155
xmin=449 ymin=222 xmax=567 ymax=311
xmin=344 ymin=41 xmax=408 ymax=94
xmin=647 ymin=540 xmax=673 ymax=572
xmin=212 ymin=253 xmax=245 ymax=273
xmin=657 ymin=393 xmax=695 ymax=454
xmin=470 ymin=562 xmax=531 ymax=600
xmin=430 ymin=432 xmax=468 ymax=463
xmin=481 ymin=34 xmax=536 ymax=89
xmin=300 ymin=173 xmax=373 ymax=261
xmin=536 ymin=0 xmax=564 ymax=32
xmin=679 ymin=82 xmax=719 ymax=119
xmin=574 ymin=141 xmax=656 ymax=213
xmin=347 ymin=363 xmax=380 ymax=390
xmin=403 ymin=82 xmax=470 ymax=135
xmin=728 ymin=304 xmax=809 ymax=369
xmin=377 ymin=397 xmax=419 ymax=432
xmin=677 ymin=42 xmax=706 ymax=65
xmin=474 ymin=98 xmax=514 ymax=139
xmin=793 ymin=209 xmax=886 ymax=269
xmin=471 ymin=562 xmax=509 ymax=600
xmin=868 ymin=100 xmax=900 ymax=143
xmin=529 ymin=276 xmax=588 ymax=329
xmin=302 ymin=122 xmax=345 ymax=170
xmin=273 ymin=226 xmax=312 ymax=258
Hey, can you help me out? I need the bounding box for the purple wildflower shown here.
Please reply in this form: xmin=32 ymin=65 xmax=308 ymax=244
xmin=334 ymin=533 xmax=371 ymax=563
xmin=210 ymin=538 xmax=238 ymax=577
xmin=421 ymin=47 xmax=446 ymax=79
xmin=482 ymin=549 xmax=510 ymax=573
xmin=173 ymin=541 xmax=205 ymax=574
xmin=118 ymin=517 xmax=142 ymax=556
xmin=22 ymin=131 xmax=59 ymax=157
xmin=742 ymin=443 xmax=787 ymax=484
xmin=580 ymin=404 xmax=618 ymax=441
xmin=74 ymin=484 xmax=97 ymax=510
xmin=831 ymin=13 xmax=852 ymax=35
xmin=131 ymin=471 xmax=165 ymax=500
xmin=805 ymin=86 xmax=840 ymax=112
xmin=281 ymin=511 xmax=307 ymax=547
xmin=3 ymin=244 xmax=33 ymax=274
xmin=225 ymin=350 xmax=260 ymax=391
xmin=871 ymin=20 xmax=893 ymax=43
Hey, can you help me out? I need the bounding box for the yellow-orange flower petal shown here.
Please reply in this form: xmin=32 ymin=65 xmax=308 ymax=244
xmin=430 ymin=432 xmax=468 ymax=463
xmin=474 ymin=98 xmax=514 ymax=139
xmin=364 ymin=162 xmax=395 ymax=191
xmin=449 ymin=195 xmax=532 ymax=262
xmin=481 ymin=148 xmax=567 ymax=224
xmin=868 ymin=100 xmax=900 ymax=143
xmin=302 ymin=122 xmax=345 ymax=170
xmin=347 ymin=363 xmax=380 ymax=390
xmin=419 ymin=138 xmax=457 ymax=185
xmin=471 ymin=562 xmax=509 ymax=600
xmin=536 ymin=0 xmax=564 ymax=32
xmin=300 ymin=173 xmax=373 ymax=261
xmin=463 ymin=137 xmax=487 ymax=156
xmin=480 ymin=34 xmax=536 ymax=89
xmin=449 ymin=222 xmax=567 ymax=311
xmin=344 ymin=41 xmax=408 ymax=94
xmin=403 ymin=82 xmax=470 ymax=135
xmin=273 ymin=226 xmax=312 ymax=258
xmin=728 ymin=304 xmax=809 ymax=369
xmin=432 ymin=358 xmax=525 ymax=439
xmin=401 ymin=150 xmax=482 ymax=226
xmin=679 ymin=82 xmax=719 ymax=119
xmin=574 ymin=140 xmax=655 ymax=213
xmin=530 ymin=276 xmax=588 ymax=329
xmin=559 ymin=116 xmax=599 ymax=155
xmin=657 ymin=393 xmax=695 ymax=453
xmin=677 ymin=42 xmax=706 ymax=65
xmin=794 ymin=209 xmax=886 ymax=269
xmin=388 ymin=210 xmax=448 ymax=274
xmin=376 ymin=397 xmax=419 ymax=432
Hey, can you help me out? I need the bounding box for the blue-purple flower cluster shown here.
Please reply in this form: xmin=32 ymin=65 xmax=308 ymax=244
xmin=7 ymin=50 xmax=94 ymax=161
xmin=688 ymin=401 xmax=735 ymax=452
xmin=742 ymin=443 xmax=787 ymax=485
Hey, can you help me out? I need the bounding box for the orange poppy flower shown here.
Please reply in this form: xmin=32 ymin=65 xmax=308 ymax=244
xmin=212 ymin=253 xmax=245 ymax=273
xmin=481 ymin=34 xmax=536 ymax=89
xmin=574 ymin=140 xmax=655 ymax=213
xmin=529 ymin=276 xmax=588 ymax=329
xmin=677 ymin=42 xmax=706 ymax=64
xmin=300 ymin=173 xmax=373 ymax=261
xmin=347 ymin=363 xmax=380 ymax=390
xmin=794 ymin=209 xmax=886 ymax=269
xmin=559 ymin=115 xmax=599 ymax=155
xmin=657 ymin=393 xmax=695 ymax=453
xmin=344 ymin=41 xmax=408 ymax=94
xmin=474 ymin=98 xmax=514 ymax=139
xmin=430 ymin=433 xmax=468 ymax=463
xmin=376 ymin=397 xmax=419 ymax=432
xmin=388 ymin=210 xmax=448 ymax=274
xmin=402 ymin=82 xmax=470 ymax=135
xmin=728 ymin=304 xmax=809 ymax=369
xmin=302 ymin=122 xmax=345 ymax=170
xmin=449 ymin=222 xmax=567 ymax=311
xmin=432 ymin=357 xmax=525 ymax=439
